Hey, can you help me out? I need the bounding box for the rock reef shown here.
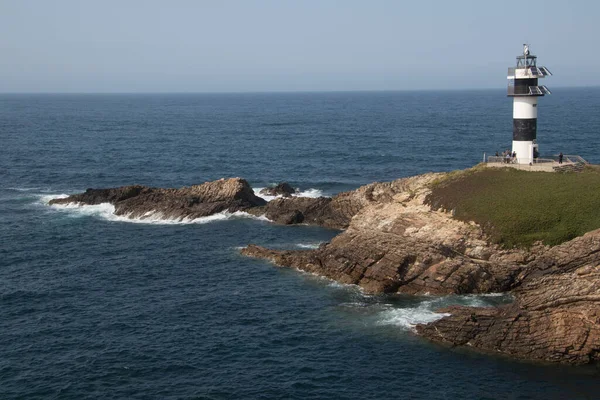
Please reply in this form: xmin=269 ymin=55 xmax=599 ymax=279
xmin=49 ymin=178 xmax=267 ymax=220
xmin=52 ymin=174 xmax=600 ymax=365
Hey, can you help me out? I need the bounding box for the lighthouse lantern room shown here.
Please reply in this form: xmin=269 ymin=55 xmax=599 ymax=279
xmin=507 ymin=44 xmax=552 ymax=164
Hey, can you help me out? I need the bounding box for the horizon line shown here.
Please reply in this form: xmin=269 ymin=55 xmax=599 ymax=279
xmin=1 ymin=84 xmax=598 ymax=96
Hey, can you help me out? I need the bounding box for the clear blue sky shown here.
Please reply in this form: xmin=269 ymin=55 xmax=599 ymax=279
xmin=1 ymin=0 xmax=598 ymax=92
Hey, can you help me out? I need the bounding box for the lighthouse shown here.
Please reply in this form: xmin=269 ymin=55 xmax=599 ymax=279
xmin=507 ymin=44 xmax=552 ymax=164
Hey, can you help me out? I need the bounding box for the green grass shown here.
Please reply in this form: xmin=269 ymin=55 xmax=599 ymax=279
xmin=425 ymin=165 xmax=600 ymax=248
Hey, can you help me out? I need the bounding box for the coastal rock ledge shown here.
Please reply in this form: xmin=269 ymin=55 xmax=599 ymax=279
xmin=416 ymin=229 xmax=600 ymax=365
xmin=241 ymin=171 xmax=600 ymax=365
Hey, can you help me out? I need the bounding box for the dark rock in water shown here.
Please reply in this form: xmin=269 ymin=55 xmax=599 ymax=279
xmin=272 ymin=210 xmax=304 ymax=225
xmin=74 ymin=185 xmax=149 ymax=205
xmin=259 ymin=182 xmax=296 ymax=197
xmin=256 ymin=197 xmax=333 ymax=226
xmin=49 ymin=178 xmax=267 ymax=221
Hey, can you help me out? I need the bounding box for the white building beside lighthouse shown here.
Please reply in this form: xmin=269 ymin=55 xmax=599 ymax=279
xmin=507 ymin=44 xmax=552 ymax=164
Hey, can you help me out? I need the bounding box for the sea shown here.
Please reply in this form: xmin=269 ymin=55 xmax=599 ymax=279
xmin=1 ymin=89 xmax=600 ymax=399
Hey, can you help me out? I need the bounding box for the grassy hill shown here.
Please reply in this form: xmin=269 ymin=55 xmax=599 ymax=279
xmin=425 ymin=165 xmax=600 ymax=248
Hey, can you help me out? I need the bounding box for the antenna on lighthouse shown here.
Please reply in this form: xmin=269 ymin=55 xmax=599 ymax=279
xmin=507 ymin=44 xmax=552 ymax=164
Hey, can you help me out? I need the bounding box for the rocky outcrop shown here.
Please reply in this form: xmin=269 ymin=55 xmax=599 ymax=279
xmin=48 ymin=176 xmax=385 ymax=228
xmin=241 ymin=170 xmax=600 ymax=365
xmin=259 ymin=182 xmax=296 ymax=197
xmin=416 ymin=230 xmax=600 ymax=365
xmin=51 ymin=172 xmax=600 ymax=364
xmin=248 ymin=174 xmax=450 ymax=229
xmin=242 ymin=173 xmax=534 ymax=295
xmin=49 ymin=178 xmax=267 ymax=220
xmin=51 ymin=185 xmax=149 ymax=205
xmin=247 ymin=197 xmax=334 ymax=225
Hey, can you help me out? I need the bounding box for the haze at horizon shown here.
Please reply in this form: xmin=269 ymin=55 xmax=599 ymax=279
xmin=1 ymin=0 xmax=598 ymax=93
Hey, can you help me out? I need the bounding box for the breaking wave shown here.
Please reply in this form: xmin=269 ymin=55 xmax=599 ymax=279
xmin=377 ymin=301 xmax=451 ymax=330
xmin=7 ymin=187 xmax=50 ymax=192
xmin=295 ymin=242 xmax=322 ymax=249
xmin=326 ymin=286 xmax=512 ymax=332
xmin=253 ymin=187 xmax=326 ymax=202
xmin=376 ymin=293 xmax=510 ymax=331
xmin=38 ymin=194 xmax=70 ymax=203
xmin=39 ymin=194 xmax=270 ymax=225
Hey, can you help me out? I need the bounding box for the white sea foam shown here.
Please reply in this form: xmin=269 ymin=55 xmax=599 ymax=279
xmin=474 ymin=292 xmax=505 ymax=297
xmin=7 ymin=187 xmax=48 ymax=192
xmin=459 ymin=293 xmax=512 ymax=307
xmin=377 ymin=301 xmax=450 ymax=331
xmin=456 ymin=295 xmax=490 ymax=308
xmin=253 ymin=187 xmax=326 ymax=202
xmin=328 ymin=280 xmax=359 ymax=290
xmin=292 ymin=267 xmax=361 ymax=291
xmin=253 ymin=188 xmax=279 ymax=202
xmin=296 ymin=188 xmax=325 ymax=198
xmin=38 ymin=194 xmax=70 ymax=204
xmin=41 ymin=194 xmax=271 ymax=225
xmin=295 ymin=242 xmax=321 ymax=249
xmin=376 ymin=293 xmax=511 ymax=331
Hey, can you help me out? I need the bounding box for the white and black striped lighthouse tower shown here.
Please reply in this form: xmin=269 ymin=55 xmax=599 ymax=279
xmin=507 ymin=44 xmax=552 ymax=164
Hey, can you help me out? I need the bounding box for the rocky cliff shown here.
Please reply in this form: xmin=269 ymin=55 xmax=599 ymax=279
xmin=416 ymin=229 xmax=600 ymax=365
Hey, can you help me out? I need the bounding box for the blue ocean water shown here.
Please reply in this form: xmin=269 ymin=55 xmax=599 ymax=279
xmin=1 ymin=89 xmax=600 ymax=399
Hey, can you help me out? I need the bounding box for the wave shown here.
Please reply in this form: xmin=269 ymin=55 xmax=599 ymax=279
xmin=297 ymin=188 xmax=325 ymax=198
xmin=253 ymin=187 xmax=327 ymax=202
xmin=6 ymin=187 xmax=50 ymax=192
xmin=376 ymin=293 xmax=511 ymax=331
xmin=377 ymin=301 xmax=451 ymax=330
xmin=295 ymin=242 xmax=322 ymax=249
xmin=327 ymin=281 xmax=361 ymax=291
xmin=40 ymin=194 xmax=270 ymax=225
xmin=38 ymin=194 xmax=70 ymax=204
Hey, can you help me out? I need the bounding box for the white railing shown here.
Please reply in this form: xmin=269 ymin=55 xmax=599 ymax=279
xmin=486 ymin=155 xmax=587 ymax=165
xmin=564 ymin=155 xmax=588 ymax=164
xmin=532 ymin=158 xmax=555 ymax=164
xmin=487 ymin=156 xmax=523 ymax=164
